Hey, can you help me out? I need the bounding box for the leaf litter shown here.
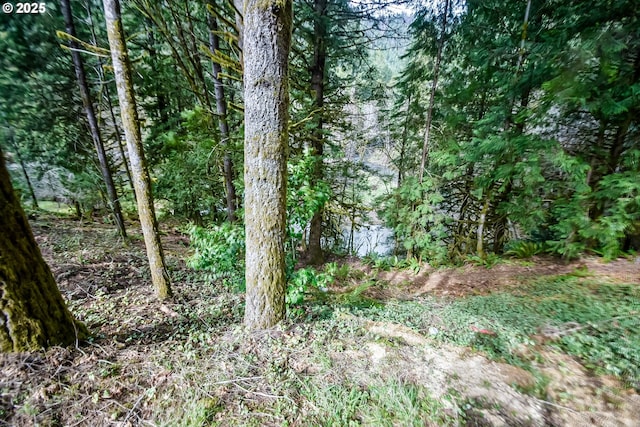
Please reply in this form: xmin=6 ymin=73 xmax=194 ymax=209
xmin=1 ymin=217 xmax=639 ymax=426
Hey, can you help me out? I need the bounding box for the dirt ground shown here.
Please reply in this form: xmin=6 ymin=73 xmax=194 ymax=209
xmin=1 ymin=217 xmax=639 ymax=426
xmin=343 ymin=255 xmax=640 ymax=299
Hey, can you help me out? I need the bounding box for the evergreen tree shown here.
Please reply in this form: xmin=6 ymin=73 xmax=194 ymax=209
xmin=0 ymin=146 xmax=88 ymax=352
xmin=60 ymin=0 xmax=127 ymax=237
xmin=243 ymin=0 xmax=293 ymax=329
xmin=103 ymin=0 xmax=173 ymax=299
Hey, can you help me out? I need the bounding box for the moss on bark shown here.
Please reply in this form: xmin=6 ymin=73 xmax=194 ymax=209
xmin=243 ymin=0 xmax=292 ymax=330
xmin=103 ymin=0 xmax=172 ymax=300
xmin=0 ymin=148 xmax=88 ymax=352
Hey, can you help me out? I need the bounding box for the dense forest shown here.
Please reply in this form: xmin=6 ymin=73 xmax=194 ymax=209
xmin=1 ymin=0 xmax=639 ymax=425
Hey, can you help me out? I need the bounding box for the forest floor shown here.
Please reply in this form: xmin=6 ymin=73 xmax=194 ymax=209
xmin=1 ymin=214 xmax=640 ymax=426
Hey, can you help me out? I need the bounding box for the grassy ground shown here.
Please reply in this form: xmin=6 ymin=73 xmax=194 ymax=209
xmin=1 ymin=215 xmax=639 ymax=426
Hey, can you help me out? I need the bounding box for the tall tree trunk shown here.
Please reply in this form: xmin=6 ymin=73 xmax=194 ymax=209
xmin=477 ymin=195 xmax=490 ymax=258
xmin=0 ymin=147 xmax=88 ymax=352
xmin=85 ymin=0 xmax=136 ymax=199
xmin=306 ymin=0 xmax=328 ymax=265
xmin=61 ymin=0 xmax=127 ymax=238
xmin=397 ymin=95 xmax=411 ymax=188
xmin=418 ymin=0 xmax=450 ymax=184
xmin=243 ymin=0 xmax=292 ymax=330
xmin=207 ymin=0 xmax=237 ymax=222
xmin=7 ymin=128 xmax=38 ymax=209
xmin=144 ymin=20 xmax=169 ymax=124
xmin=515 ymin=0 xmax=533 ymax=71
xmin=104 ymin=81 xmax=136 ymax=198
xmin=103 ymin=0 xmax=172 ymax=300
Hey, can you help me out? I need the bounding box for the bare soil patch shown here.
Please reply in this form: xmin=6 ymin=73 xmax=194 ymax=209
xmin=342 ymin=255 xmax=640 ymax=299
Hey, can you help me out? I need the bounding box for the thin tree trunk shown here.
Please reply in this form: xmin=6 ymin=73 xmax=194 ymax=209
xmin=232 ymin=0 xmax=244 ymax=61
xmin=0 ymin=146 xmax=88 ymax=352
xmin=243 ymin=0 xmax=292 ymax=330
xmin=61 ymin=0 xmax=127 ymax=238
xmin=144 ymin=20 xmax=169 ymax=123
xmin=418 ymin=0 xmax=450 ymax=184
xmin=85 ymin=0 xmax=136 ymax=199
xmin=307 ymin=0 xmax=328 ymax=265
xmin=104 ymin=82 xmax=135 ymax=197
xmin=169 ymin=0 xmax=214 ymax=112
xmin=207 ymin=0 xmax=237 ymax=222
xmin=516 ymin=0 xmax=533 ymax=71
xmin=103 ymin=0 xmax=172 ymax=300
xmin=397 ymin=95 xmax=411 ymax=188
xmin=7 ymin=129 xmax=38 ymax=209
xmin=477 ymin=195 xmax=490 ymax=258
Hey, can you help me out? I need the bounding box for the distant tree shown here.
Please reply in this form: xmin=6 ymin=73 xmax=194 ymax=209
xmin=206 ymin=0 xmax=238 ymax=223
xmin=243 ymin=0 xmax=293 ymax=329
xmin=0 ymin=146 xmax=88 ymax=352
xmin=60 ymin=0 xmax=127 ymax=238
xmin=4 ymin=127 xmax=38 ymax=208
xmin=0 ymin=10 xmax=97 ymax=210
xmin=135 ymin=0 xmax=242 ymax=223
xmin=103 ymin=0 xmax=173 ymax=300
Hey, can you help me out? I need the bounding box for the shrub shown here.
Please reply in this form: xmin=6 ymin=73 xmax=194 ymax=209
xmin=187 ymin=223 xmax=245 ymax=290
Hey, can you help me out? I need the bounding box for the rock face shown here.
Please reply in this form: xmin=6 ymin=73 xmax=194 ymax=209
xmin=6 ymin=162 xmax=75 ymax=202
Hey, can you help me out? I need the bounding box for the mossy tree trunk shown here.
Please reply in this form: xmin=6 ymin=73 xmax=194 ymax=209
xmin=0 ymin=147 xmax=88 ymax=352
xmin=243 ymin=0 xmax=293 ymax=330
xmin=103 ymin=0 xmax=172 ymax=300
xmin=61 ymin=0 xmax=127 ymax=239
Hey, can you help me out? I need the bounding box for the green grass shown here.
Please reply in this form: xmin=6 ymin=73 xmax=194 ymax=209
xmin=298 ymin=378 xmax=458 ymax=426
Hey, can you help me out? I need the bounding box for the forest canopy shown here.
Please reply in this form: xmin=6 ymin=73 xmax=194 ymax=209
xmin=1 ymin=0 xmax=638 ymax=278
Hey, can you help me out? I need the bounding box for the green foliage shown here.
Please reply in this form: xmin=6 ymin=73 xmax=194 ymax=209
xmin=287 ymin=262 xmax=353 ymax=313
xmin=187 ymin=223 xmax=245 ymax=290
xmin=504 ymin=241 xmax=544 ymax=259
xmin=287 ymin=267 xmax=333 ymax=307
xmin=380 ymin=177 xmax=450 ymax=265
xmin=362 ymin=254 xmax=421 ymax=274
xmin=300 ymin=378 xmax=457 ymax=427
xmin=588 ymin=171 xmax=640 ymax=259
xmin=379 ymin=0 xmax=640 ymax=263
xmin=188 ymin=223 xmax=350 ymax=311
xmin=465 ymin=253 xmax=501 ymax=268
xmin=287 ymin=151 xmax=331 ymax=243
xmin=155 ymin=109 xmax=223 ymax=221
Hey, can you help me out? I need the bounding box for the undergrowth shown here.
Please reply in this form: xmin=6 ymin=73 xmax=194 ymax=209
xmin=352 ymin=274 xmax=640 ymax=390
xmin=8 ymin=217 xmax=638 ymax=426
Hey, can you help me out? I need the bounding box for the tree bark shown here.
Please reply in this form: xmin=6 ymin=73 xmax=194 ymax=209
xmin=104 ymin=81 xmax=136 ymax=198
xmin=243 ymin=0 xmax=292 ymax=330
xmin=61 ymin=0 xmax=127 ymax=239
xmin=306 ymin=0 xmax=328 ymax=265
xmin=85 ymin=0 xmax=136 ymax=200
xmin=477 ymin=195 xmax=490 ymax=258
xmin=103 ymin=0 xmax=172 ymax=300
xmin=207 ymin=0 xmax=237 ymax=223
xmin=0 ymin=146 xmax=88 ymax=352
